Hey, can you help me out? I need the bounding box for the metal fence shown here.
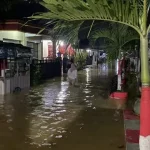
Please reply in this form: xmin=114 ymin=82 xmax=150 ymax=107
xmin=30 ymin=59 xmax=61 ymax=86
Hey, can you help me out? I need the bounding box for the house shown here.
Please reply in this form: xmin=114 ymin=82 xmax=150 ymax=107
xmin=0 ymin=20 xmax=56 ymax=60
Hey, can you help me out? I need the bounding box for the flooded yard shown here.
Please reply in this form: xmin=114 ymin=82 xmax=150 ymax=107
xmin=0 ymin=66 xmax=125 ymax=150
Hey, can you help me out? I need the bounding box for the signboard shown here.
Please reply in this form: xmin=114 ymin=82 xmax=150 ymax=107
xmin=0 ymin=43 xmax=32 ymax=59
xmin=16 ymin=47 xmax=32 ymax=58
xmin=7 ymin=47 xmax=15 ymax=57
xmin=0 ymin=47 xmax=5 ymax=58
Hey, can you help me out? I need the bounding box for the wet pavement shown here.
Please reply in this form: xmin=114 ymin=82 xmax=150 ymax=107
xmin=0 ymin=66 xmax=125 ymax=150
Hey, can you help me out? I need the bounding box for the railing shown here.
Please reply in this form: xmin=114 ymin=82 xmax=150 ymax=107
xmin=30 ymin=59 xmax=61 ymax=86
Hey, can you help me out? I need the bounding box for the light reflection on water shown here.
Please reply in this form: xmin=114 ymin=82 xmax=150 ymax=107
xmin=28 ymin=79 xmax=77 ymax=147
xmin=0 ymin=67 xmax=125 ymax=150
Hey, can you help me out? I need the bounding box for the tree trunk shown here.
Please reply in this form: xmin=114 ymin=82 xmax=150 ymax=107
xmin=140 ymin=36 xmax=149 ymax=85
xmin=139 ymin=35 xmax=150 ymax=150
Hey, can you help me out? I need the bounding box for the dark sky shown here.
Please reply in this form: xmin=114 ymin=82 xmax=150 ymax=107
xmin=1 ymin=1 xmax=150 ymax=24
xmin=0 ymin=1 xmax=149 ymax=49
xmin=0 ymin=1 xmax=46 ymax=21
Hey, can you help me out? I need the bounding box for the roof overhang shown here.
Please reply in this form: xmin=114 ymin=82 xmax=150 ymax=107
xmin=0 ymin=20 xmax=50 ymax=35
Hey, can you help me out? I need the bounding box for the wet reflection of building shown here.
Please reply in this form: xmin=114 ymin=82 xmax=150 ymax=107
xmin=86 ymin=68 xmax=91 ymax=83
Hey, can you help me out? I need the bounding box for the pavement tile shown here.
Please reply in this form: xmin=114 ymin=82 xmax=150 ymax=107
xmin=124 ymin=110 xmax=140 ymax=120
xmin=125 ymin=129 xmax=139 ymax=143
xmin=126 ymin=143 xmax=139 ymax=150
xmin=124 ymin=119 xmax=140 ymax=130
xmin=124 ymin=110 xmax=140 ymax=150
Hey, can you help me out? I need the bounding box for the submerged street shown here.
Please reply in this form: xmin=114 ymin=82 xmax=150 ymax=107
xmin=0 ymin=66 xmax=125 ymax=150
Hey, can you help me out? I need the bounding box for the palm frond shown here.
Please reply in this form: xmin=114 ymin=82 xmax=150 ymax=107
xmin=30 ymin=0 xmax=150 ymax=35
xmin=52 ymin=20 xmax=84 ymax=45
xmin=90 ymin=23 xmax=139 ymax=49
xmin=90 ymin=23 xmax=139 ymax=60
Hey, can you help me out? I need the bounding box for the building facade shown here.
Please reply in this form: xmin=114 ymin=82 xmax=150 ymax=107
xmin=0 ymin=20 xmax=56 ymax=60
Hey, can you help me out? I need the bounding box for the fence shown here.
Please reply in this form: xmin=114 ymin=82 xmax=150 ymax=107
xmin=30 ymin=59 xmax=61 ymax=86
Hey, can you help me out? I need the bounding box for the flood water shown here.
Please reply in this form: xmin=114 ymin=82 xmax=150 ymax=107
xmin=0 ymin=66 xmax=125 ymax=150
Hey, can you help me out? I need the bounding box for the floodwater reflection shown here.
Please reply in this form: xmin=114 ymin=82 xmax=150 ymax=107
xmin=0 ymin=67 xmax=125 ymax=150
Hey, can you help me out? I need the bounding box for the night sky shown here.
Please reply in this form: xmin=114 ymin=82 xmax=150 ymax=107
xmin=0 ymin=1 xmax=46 ymax=20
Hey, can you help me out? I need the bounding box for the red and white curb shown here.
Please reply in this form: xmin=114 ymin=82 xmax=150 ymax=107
xmin=123 ymin=109 xmax=140 ymax=150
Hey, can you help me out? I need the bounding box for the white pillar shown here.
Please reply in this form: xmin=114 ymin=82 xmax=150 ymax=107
xmin=0 ymin=80 xmax=5 ymax=95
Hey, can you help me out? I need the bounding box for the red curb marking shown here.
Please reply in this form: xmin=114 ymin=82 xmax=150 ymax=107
xmin=124 ymin=110 xmax=139 ymax=120
xmin=109 ymin=92 xmax=128 ymax=100
xmin=126 ymin=129 xmax=139 ymax=143
xmin=140 ymin=87 xmax=150 ymax=136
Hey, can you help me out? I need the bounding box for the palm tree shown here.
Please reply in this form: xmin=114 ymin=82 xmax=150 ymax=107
xmin=91 ymin=24 xmax=139 ymax=59
xmin=37 ymin=20 xmax=83 ymax=57
xmin=90 ymin=23 xmax=139 ymax=91
xmin=53 ymin=20 xmax=84 ymax=45
xmin=31 ymin=0 xmax=150 ymax=148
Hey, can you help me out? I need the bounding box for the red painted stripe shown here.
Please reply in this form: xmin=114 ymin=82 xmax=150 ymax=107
xmin=140 ymin=87 xmax=150 ymax=136
xmin=109 ymin=92 xmax=128 ymax=100
xmin=126 ymin=129 xmax=139 ymax=143
xmin=124 ymin=109 xmax=140 ymax=146
xmin=124 ymin=110 xmax=139 ymax=120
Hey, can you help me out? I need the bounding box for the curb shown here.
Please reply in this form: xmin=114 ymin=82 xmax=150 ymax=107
xmin=123 ymin=109 xmax=140 ymax=150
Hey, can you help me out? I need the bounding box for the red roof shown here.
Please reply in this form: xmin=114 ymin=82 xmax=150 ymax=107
xmin=0 ymin=20 xmax=49 ymax=35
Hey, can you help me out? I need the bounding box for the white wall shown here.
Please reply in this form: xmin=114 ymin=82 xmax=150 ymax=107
xmin=42 ymin=40 xmax=53 ymax=58
xmin=38 ymin=43 xmax=42 ymax=60
xmin=0 ymin=31 xmax=56 ymax=60
xmin=0 ymin=31 xmax=26 ymax=45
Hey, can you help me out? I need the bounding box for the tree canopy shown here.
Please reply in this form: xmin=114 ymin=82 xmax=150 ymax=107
xmin=31 ymin=0 xmax=150 ymax=36
xmin=90 ymin=23 xmax=139 ymax=60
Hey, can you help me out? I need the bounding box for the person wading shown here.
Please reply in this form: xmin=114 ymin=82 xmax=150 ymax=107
xmin=67 ymin=62 xmax=77 ymax=86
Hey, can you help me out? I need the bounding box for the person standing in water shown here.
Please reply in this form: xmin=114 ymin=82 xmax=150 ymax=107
xmin=67 ymin=61 xmax=77 ymax=86
xmin=63 ymin=55 xmax=68 ymax=73
xmin=67 ymin=59 xmax=71 ymax=71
